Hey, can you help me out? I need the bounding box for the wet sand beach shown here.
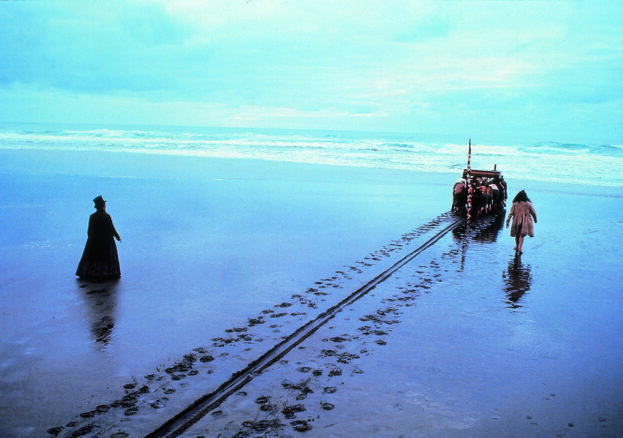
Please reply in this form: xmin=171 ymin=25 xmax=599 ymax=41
xmin=1 ymin=149 xmax=622 ymax=437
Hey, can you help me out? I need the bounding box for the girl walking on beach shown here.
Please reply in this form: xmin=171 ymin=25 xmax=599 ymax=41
xmin=76 ymin=195 xmax=122 ymax=280
xmin=505 ymin=190 xmax=537 ymax=254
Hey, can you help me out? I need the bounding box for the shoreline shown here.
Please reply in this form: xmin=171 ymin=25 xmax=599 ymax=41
xmin=1 ymin=135 xmax=622 ymax=189
xmin=1 ymin=149 xmax=622 ymax=202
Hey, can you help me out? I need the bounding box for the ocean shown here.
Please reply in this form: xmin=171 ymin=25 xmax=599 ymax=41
xmin=1 ymin=122 xmax=621 ymax=187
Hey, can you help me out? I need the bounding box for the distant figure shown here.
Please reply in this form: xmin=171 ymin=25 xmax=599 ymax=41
xmin=505 ymin=190 xmax=537 ymax=254
xmin=489 ymin=182 xmax=503 ymax=212
xmin=76 ymin=196 xmax=122 ymax=280
xmin=452 ymin=179 xmax=467 ymax=214
xmin=499 ymin=176 xmax=508 ymax=203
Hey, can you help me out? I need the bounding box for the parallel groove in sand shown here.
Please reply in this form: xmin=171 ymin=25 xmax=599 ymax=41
xmin=145 ymin=217 xmax=466 ymax=438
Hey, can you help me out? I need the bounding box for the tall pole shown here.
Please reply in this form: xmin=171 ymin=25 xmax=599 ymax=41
xmin=466 ymin=138 xmax=472 ymax=174
xmin=466 ymin=139 xmax=473 ymax=220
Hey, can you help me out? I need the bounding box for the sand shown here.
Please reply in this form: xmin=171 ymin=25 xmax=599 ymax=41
xmin=0 ymin=149 xmax=622 ymax=437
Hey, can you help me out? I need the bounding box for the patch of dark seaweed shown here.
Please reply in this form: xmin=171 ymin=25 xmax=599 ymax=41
xmin=247 ymin=316 xmax=265 ymax=326
xmin=67 ymin=424 xmax=97 ymax=437
xmin=225 ymin=326 xmax=248 ymax=333
xmin=165 ymin=354 xmax=197 ymax=374
xmin=255 ymin=395 xmax=279 ymax=413
xmin=336 ymin=352 xmax=360 ymax=364
xmin=282 ymin=403 xmax=306 ymax=419
xmin=282 ymin=378 xmax=314 ymax=400
xmin=240 ymin=418 xmax=284 ymax=433
xmin=291 ymin=419 xmax=313 ymax=432
xmin=351 ymin=366 xmax=364 ymax=375
xmin=328 ymin=368 xmax=342 ymax=377
xmin=47 ymin=426 xmax=63 ymax=436
xmin=212 ymin=332 xmax=253 ymax=346
xmin=124 ymin=407 xmax=139 ymax=416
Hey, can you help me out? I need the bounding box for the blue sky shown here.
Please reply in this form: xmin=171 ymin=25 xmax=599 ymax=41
xmin=1 ymin=0 xmax=622 ymax=143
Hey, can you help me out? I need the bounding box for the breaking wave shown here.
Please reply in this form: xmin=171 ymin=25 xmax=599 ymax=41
xmin=0 ymin=123 xmax=621 ymax=187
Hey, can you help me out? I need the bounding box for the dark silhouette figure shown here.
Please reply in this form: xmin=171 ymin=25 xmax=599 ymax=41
xmin=76 ymin=196 xmax=122 ymax=280
xmin=503 ymin=254 xmax=532 ymax=308
xmin=499 ymin=176 xmax=508 ymax=202
xmin=451 ymin=180 xmax=467 ymax=215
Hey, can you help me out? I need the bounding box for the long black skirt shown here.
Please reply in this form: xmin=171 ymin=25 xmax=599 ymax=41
xmin=76 ymin=242 xmax=121 ymax=280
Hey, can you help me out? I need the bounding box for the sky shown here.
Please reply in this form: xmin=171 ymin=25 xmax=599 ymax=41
xmin=1 ymin=0 xmax=622 ymax=144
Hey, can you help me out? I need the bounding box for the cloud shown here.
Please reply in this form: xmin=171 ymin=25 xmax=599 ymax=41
xmin=1 ymin=1 xmax=195 ymax=92
xmin=0 ymin=0 xmax=622 ymax=142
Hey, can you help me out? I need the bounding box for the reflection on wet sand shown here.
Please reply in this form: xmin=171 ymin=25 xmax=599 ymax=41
xmin=78 ymin=280 xmax=120 ymax=348
xmin=451 ymin=211 xmax=532 ymax=309
xmin=452 ymin=210 xmax=505 ymax=272
xmin=472 ymin=211 xmax=505 ymax=244
xmin=503 ymin=254 xmax=532 ymax=308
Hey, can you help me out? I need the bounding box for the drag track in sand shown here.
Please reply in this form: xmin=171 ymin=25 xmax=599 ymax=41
xmin=145 ymin=217 xmax=466 ymax=437
xmin=51 ymin=212 xmax=506 ymax=438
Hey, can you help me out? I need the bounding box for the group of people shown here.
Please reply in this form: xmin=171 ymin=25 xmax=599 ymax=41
xmin=75 ymin=183 xmax=538 ymax=281
xmin=452 ymin=176 xmax=508 ymax=217
xmin=452 ymin=177 xmax=538 ymax=254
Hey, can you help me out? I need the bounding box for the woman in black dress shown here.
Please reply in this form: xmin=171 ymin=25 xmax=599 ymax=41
xmin=76 ymin=196 xmax=122 ymax=280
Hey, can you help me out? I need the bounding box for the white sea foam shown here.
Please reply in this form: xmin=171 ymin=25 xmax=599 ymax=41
xmin=0 ymin=123 xmax=621 ymax=187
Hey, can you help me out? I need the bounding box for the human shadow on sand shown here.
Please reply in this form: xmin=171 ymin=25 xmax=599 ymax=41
xmin=78 ymin=279 xmax=120 ymax=348
xmin=503 ymin=254 xmax=532 ymax=308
